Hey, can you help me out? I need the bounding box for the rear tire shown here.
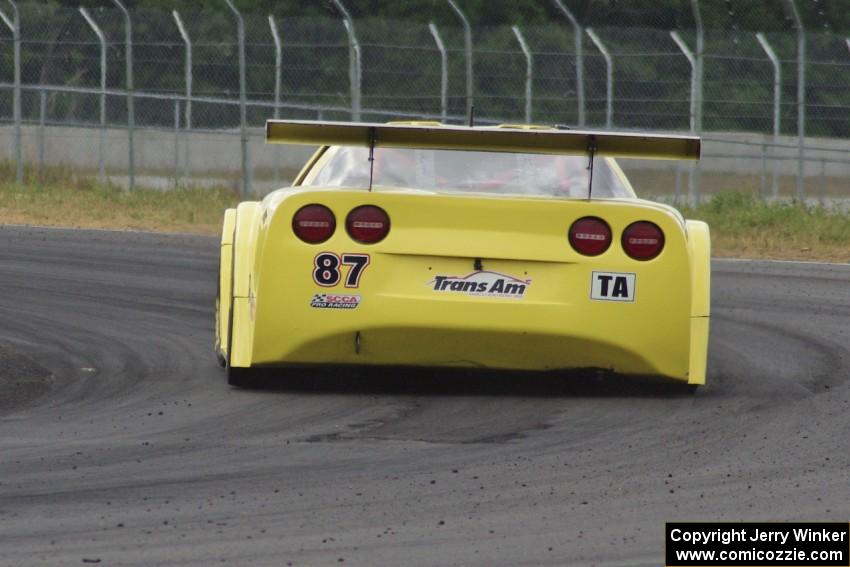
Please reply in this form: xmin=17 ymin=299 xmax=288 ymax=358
xmin=226 ymin=363 xmax=261 ymax=388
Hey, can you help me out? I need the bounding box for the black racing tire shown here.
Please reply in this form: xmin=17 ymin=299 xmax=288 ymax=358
xmin=226 ymin=362 xmax=261 ymax=388
xmin=214 ymin=283 xmax=226 ymax=368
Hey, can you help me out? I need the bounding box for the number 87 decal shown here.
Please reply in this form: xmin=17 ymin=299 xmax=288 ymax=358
xmin=313 ymin=252 xmax=370 ymax=288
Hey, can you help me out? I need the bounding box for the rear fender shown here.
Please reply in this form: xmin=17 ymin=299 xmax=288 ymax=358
xmin=687 ymin=220 xmax=710 ymax=318
xmin=230 ymin=202 xmax=260 ymax=368
xmin=215 ymin=208 xmax=237 ymax=359
xmin=233 ymin=202 xmax=261 ymax=298
xmin=686 ymin=220 xmax=711 ymax=384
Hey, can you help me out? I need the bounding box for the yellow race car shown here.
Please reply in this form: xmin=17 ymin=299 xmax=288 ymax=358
xmin=215 ymin=121 xmax=709 ymax=388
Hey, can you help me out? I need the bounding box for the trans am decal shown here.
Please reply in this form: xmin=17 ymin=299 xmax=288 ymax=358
xmin=428 ymin=270 xmax=531 ymax=299
xmin=310 ymin=293 xmax=361 ymax=310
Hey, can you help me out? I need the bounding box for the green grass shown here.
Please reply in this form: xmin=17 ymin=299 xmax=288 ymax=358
xmin=0 ymin=176 xmax=240 ymax=235
xmin=679 ymin=192 xmax=850 ymax=261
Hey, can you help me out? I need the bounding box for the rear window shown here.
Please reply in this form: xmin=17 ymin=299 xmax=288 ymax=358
xmin=302 ymin=146 xmax=633 ymax=198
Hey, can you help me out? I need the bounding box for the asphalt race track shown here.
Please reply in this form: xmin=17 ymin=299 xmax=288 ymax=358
xmin=0 ymin=226 xmax=848 ymax=566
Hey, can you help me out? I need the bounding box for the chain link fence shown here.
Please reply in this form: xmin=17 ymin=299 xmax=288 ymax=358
xmin=2 ymin=1 xmax=850 ymax=202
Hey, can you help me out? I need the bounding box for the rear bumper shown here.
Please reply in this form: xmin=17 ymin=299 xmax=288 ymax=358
xmin=239 ymin=293 xmax=700 ymax=383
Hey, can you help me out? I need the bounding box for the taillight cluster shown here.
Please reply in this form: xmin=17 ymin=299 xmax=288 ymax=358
xmin=568 ymin=217 xmax=612 ymax=256
xmin=621 ymin=221 xmax=665 ymax=260
xmin=292 ymin=204 xmax=336 ymax=244
xmin=568 ymin=216 xmax=664 ymax=260
xmin=292 ymin=204 xmax=390 ymax=244
xmin=346 ymin=205 xmax=391 ymax=244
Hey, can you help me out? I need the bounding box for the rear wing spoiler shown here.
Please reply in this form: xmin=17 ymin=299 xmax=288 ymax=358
xmin=266 ymin=120 xmax=700 ymax=161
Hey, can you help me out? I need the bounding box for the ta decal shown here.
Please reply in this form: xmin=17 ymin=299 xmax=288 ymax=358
xmin=590 ymin=271 xmax=636 ymax=302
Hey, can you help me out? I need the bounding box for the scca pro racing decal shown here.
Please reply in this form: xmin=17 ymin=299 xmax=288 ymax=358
xmin=310 ymin=293 xmax=361 ymax=310
xmin=590 ymin=271 xmax=636 ymax=302
xmin=428 ymin=270 xmax=531 ymax=299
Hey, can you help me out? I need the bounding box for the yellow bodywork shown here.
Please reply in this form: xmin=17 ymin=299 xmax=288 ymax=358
xmin=216 ymin=121 xmax=710 ymax=385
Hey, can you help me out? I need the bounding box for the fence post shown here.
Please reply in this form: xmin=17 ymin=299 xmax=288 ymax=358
xmin=0 ymin=1 xmax=21 ymax=183
xmin=756 ymin=32 xmax=781 ymax=197
xmin=447 ymin=0 xmax=473 ymax=121
xmin=585 ymin=28 xmax=612 ymax=128
xmin=173 ymin=99 xmax=180 ymax=186
xmin=784 ymin=0 xmax=805 ymax=200
xmin=38 ymin=89 xmax=45 ymax=175
xmin=268 ymin=16 xmax=282 ymax=122
xmin=224 ymin=0 xmax=250 ymax=196
xmin=428 ymin=23 xmax=448 ymax=122
xmin=511 ymin=26 xmax=533 ymax=124
xmin=670 ymin=30 xmax=700 ymax=205
xmin=110 ymin=0 xmax=134 ymax=190
xmin=670 ymin=32 xmax=696 ymax=132
xmin=173 ymin=10 xmax=192 ymax=182
xmin=690 ymin=0 xmax=703 ymax=203
xmin=691 ymin=0 xmax=703 ymax=134
xmin=79 ymin=7 xmax=107 ymax=182
xmin=269 ymin=15 xmax=282 ymax=184
xmin=551 ymin=0 xmax=584 ymax=127
xmin=332 ymin=0 xmax=361 ymax=122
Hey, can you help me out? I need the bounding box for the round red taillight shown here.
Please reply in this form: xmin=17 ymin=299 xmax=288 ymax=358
xmin=346 ymin=205 xmax=390 ymax=244
xmin=292 ymin=204 xmax=335 ymax=244
xmin=622 ymin=221 xmax=665 ymax=260
xmin=568 ymin=217 xmax=612 ymax=256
